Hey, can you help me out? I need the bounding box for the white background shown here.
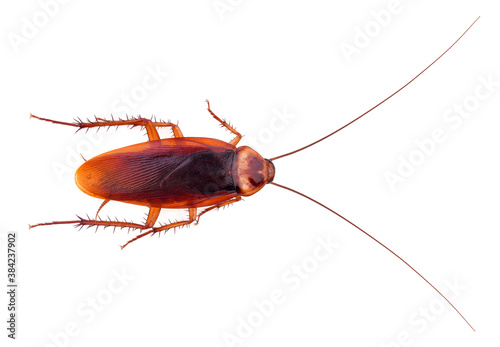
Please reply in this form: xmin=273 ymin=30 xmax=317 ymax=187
xmin=1 ymin=0 xmax=499 ymax=346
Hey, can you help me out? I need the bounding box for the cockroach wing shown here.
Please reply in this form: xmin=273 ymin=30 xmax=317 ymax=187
xmin=75 ymin=137 xmax=239 ymax=208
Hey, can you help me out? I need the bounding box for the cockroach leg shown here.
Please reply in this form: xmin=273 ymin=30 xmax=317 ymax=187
xmin=30 ymin=114 xmax=79 ymax=128
xmin=152 ymin=207 xmax=197 ymax=233
xmin=95 ymin=199 xmax=110 ymax=219
xmin=29 ymin=218 xmax=148 ymax=231
xmin=154 ymin=121 xmax=184 ymax=138
xmin=30 ymin=114 xmax=184 ymax=141
xmin=145 ymin=207 xmax=161 ymax=227
xmin=120 ymin=208 xmax=197 ymax=249
xmin=29 ymin=220 xmax=81 ymax=229
xmin=76 ymin=117 xmax=184 ymax=140
xmin=73 ymin=117 xmax=185 ymax=141
xmin=205 ymin=100 xmax=242 ymax=146
xmin=31 ymin=206 xmax=160 ymax=233
xmin=195 ymin=196 xmax=242 ymax=225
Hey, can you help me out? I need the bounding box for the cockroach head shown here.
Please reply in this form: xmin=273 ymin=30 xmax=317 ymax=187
xmin=265 ymin=159 xmax=275 ymax=183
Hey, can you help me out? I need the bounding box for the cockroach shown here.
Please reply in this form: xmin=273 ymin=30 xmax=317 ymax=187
xmin=30 ymin=18 xmax=479 ymax=331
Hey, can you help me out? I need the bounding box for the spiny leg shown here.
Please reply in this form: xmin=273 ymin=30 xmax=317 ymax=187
xmin=123 ymin=198 xmax=242 ymax=248
xmin=30 ymin=114 xmax=183 ymax=141
xmin=195 ymin=196 xmax=242 ymax=225
xmin=29 ymin=217 xmax=148 ymax=231
xmin=205 ymin=100 xmax=242 ymax=146
xmin=30 ymin=206 xmax=162 ymax=235
xmin=120 ymin=208 xmax=197 ymax=249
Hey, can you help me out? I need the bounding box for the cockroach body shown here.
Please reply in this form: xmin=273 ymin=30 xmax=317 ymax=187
xmin=31 ymin=105 xmax=275 ymax=249
xmin=31 ymin=18 xmax=479 ymax=330
xmin=76 ymin=130 xmax=275 ymax=209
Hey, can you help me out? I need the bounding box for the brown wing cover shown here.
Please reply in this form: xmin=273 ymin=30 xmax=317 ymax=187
xmin=75 ymin=137 xmax=239 ymax=208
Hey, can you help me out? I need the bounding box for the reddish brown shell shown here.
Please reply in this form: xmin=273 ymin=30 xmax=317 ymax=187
xmin=75 ymin=137 xmax=239 ymax=208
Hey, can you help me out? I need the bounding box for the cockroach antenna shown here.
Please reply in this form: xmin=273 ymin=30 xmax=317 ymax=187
xmin=268 ymin=17 xmax=480 ymax=331
xmin=269 ymin=17 xmax=480 ymax=162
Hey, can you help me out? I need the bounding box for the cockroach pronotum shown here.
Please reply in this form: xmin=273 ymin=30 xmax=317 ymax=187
xmin=30 ymin=18 xmax=479 ymax=331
